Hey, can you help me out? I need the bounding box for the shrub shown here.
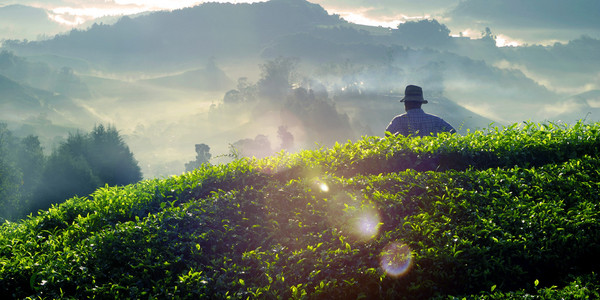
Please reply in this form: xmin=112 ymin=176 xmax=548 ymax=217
xmin=1 ymin=121 xmax=599 ymax=299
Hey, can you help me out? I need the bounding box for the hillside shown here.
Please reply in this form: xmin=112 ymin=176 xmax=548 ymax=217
xmin=0 ymin=71 xmax=96 ymax=138
xmin=0 ymin=74 xmax=41 ymax=108
xmin=1 ymin=121 xmax=599 ymax=299
xmin=0 ymin=74 xmax=87 ymax=125
xmin=3 ymin=0 xmax=596 ymax=178
xmin=138 ymin=62 xmax=234 ymax=91
xmin=0 ymin=50 xmax=91 ymax=99
xmin=3 ymin=0 xmax=344 ymax=71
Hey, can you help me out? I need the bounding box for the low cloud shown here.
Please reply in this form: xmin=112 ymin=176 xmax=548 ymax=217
xmin=313 ymin=0 xmax=459 ymax=18
xmin=448 ymin=0 xmax=600 ymax=30
xmin=445 ymin=0 xmax=600 ymax=44
xmin=314 ymin=0 xmax=599 ymax=44
xmin=313 ymin=0 xmax=459 ymax=29
xmin=3 ymin=0 xmax=238 ymax=27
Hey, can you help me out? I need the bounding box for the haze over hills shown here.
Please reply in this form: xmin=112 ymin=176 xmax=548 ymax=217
xmin=0 ymin=74 xmax=43 ymax=113
xmin=138 ymin=59 xmax=234 ymax=92
xmin=0 ymin=4 xmax=123 ymax=42
xmin=0 ymin=0 xmax=599 ymax=178
xmin=0 ymin=5 xmax=67 ymax=41
xmin=4 ymin=0 xmax=343 ymax=72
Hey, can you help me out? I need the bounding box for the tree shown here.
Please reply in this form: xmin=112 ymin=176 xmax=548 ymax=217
xmin=33 ymin=148 xmax=101 ymax=213
xmin=87 ymin=124 xmax=141 ymax=186
xmin=0 ymin=123 xmax=22 ymax=221
xmin=185 ymin=143 xmax=212 ymax=172
xmin=481 ymin=27 xmax=497 ymax=46
xmin=277 ymin=126 xmax=294 ymax=151
xmin=32 ymin=124 xmax=142 ymax=212
xmin=257 ymin=57 xmax=298 ymax=100
xmin=393 ymin=19 xmax=451 ymax=48
xmin=16 ymin=135 xmax=44 ymax=205
xmin=232 ymin=135 xmax=272 ymax=158
xmin=284 ymin=87 xmax=355 ymax=145
xmin=223 ymin=89 xmax=242 ymax=104
xmin=223 ymin=77 xmax=257 ymax=104
xmin=0 ymin=125 xmax=47 ymax=220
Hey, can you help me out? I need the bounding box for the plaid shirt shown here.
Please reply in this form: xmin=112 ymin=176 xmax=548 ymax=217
xmin=386 ymin=108 xmax=455 ymax=137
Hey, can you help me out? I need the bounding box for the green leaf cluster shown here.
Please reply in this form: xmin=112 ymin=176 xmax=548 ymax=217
xmin=1 ymin=121 xmax=600 ymax=299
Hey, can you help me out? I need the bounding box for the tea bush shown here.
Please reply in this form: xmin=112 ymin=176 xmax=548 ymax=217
xmin=1 ymin=121 xmax=599 ymax=299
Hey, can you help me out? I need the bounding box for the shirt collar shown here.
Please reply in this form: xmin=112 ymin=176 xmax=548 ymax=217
xmin=406 ymin=108 xmax=425 ymax=114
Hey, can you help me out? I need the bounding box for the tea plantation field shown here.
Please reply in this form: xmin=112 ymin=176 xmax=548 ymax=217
xmin=1 ymin=122 xmax=600 ymax=299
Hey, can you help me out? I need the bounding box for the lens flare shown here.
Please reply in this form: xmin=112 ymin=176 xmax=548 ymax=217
xmin=319 ymin=182 xmax=329 ymax=192
xmin=312 ymin=177 xmax=330 ymax=193
xmin=353 ymin=210 xmax=381 ymax=240
xmin=380 ymin=242 xmax=412 ymax=277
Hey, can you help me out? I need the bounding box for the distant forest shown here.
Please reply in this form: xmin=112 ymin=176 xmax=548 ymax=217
xmin=0 ymin=124 xmax=141 ymax=221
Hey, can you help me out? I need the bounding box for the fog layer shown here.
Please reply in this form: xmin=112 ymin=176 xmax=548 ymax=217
xmin=1 ymin=0 xmax=598 ymax=178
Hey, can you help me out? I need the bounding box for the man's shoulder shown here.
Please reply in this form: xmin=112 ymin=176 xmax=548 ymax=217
xmin=391 ymin=113 xmax=409 ymax=120
xmin=423 ymin=112 xmax=448 ymax=121
xmin=425 ymin=113 xmax=444 ymax=119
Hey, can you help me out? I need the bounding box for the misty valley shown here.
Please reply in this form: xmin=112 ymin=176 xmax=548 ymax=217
xmin=1 ymin=0 xmax=600 ymax=217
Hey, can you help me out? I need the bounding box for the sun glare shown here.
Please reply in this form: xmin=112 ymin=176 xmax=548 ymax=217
xmin=48 ymin=13 xmax=89 ymax=26
xmin=316 ymin=181 xmax=329 ymax=192
xmin=333 ymin=11 xmax=401 ymax=28
xmin=113 ymin=0 xmax=203 ymax=10
xmin=49 ymin=7 xmax=143 ymax=26
xmin=495 ymin=34 xmax=521 ymax=47
xmin=353 ymin=210 xmax=381 ymax=240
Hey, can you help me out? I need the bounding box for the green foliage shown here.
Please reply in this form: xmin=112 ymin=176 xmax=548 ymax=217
xmin=1 ymin=123 xmax=142 ymax=220
xmin=257 ymin=57 xmax=298 ymax=100
xmin=223 ymin=57 xmax=355 ymax=148
xmin=16 ymin=135 xmax=45 ymax=203
xmin=0 ymin=124 xmax=45 ymax=221
xmin=185 ymin=143 xmax=212 ymax=172
xmin=1 ymin=121 xmax=600 ymax=299
xmin=32 ymin=124 xmax=142 ymax=213
xmin=0 ymin=123 xmax=22 ymax=221
xmin=394 ymin=19 xmax=452 ymax=47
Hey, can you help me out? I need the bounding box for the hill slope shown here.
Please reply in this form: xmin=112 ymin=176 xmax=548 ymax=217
xmin=4 ymin=0 xmax=344 ymax=71
xmin=1 ymin=121 xmax=600 ymax=299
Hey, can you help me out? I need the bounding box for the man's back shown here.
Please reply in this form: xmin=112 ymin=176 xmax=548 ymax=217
xmin=386 ymin=108 xmax=455 ymax=137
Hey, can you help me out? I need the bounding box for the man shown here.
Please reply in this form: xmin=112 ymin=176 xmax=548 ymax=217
xmin=385 ymin=85 xmax=455 ymax=137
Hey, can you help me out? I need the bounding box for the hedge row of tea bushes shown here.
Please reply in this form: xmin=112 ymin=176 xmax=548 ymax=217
xmin=1 ymin=121 xmax=599 ymax=299
xmin=259 ymin=121 xmax=600 ymax=176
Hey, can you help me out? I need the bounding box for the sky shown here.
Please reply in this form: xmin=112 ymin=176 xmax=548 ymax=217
xmin=1 ymin=0 xmax=599 ymax=46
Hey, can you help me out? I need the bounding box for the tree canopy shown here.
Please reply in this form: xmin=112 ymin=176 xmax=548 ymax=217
xmin=32 ymin=125 xmax=141 ymax=213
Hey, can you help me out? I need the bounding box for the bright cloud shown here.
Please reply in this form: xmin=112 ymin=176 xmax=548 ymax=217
xmin=315 ymin=0 xmax=451 ymax=29
xmin=13 ymin=0 xmax=262 ymax=26
xmin=48 ymin=13 xmax=88 ymax=26
xmin=312 ymin=0 xmax=459 ymax=18
xmin=328 ymin=9 xmax=400 ymax=28
xmin=495 ymin=34 xmax=522 ymax=47
xmin=452 ymin=29 xmax=484 ymax=39
xmin=49 ymin=6 xmax=144 ymax=25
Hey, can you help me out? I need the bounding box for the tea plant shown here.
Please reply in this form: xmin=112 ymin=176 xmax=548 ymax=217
xmin=1 ymin=121 xmax=599 ymax=299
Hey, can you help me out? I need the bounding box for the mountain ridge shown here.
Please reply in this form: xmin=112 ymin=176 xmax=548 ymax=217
xmin=3 ymin=0 xmax=344 ymax=71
